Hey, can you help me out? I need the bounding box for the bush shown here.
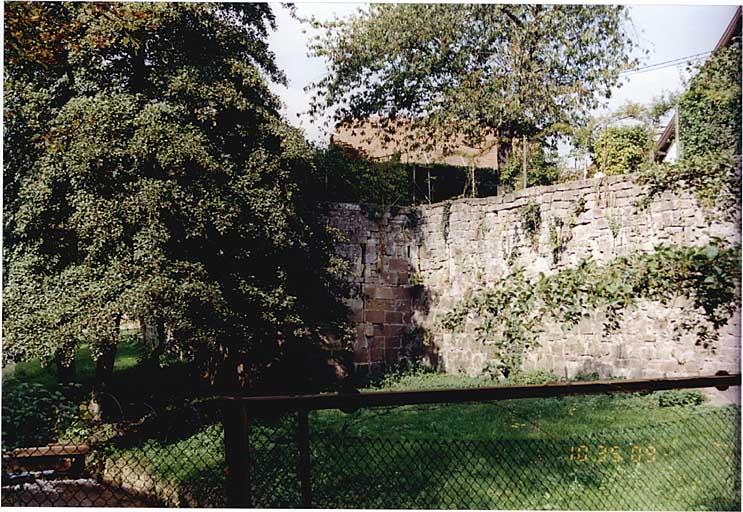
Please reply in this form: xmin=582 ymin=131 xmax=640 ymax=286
xmin=678 ymin=41 xmax=741 ymax=159
xmin=507 ymin=369 xmax=561 ymax=385
xmin=499 ymin=144 xmax=560 ymax=192
xmin=656 ymin=390 xmax=706 ymax=408
xmin=592 ymin=125 xmax=651 ymax=175
xmin=2 ymin=382 xmax=83 ymax=449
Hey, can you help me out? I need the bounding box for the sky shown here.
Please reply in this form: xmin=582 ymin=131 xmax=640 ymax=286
xmin=265 ymin=2 xmax=740 ymax=144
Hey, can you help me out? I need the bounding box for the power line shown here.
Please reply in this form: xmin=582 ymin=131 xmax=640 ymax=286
xmin=620 ymin=50 xmax=712 ymax=75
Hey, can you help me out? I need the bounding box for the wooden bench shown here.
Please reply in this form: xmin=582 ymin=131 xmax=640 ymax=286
xmin=2 ymin=444 xmax=90 ymax=478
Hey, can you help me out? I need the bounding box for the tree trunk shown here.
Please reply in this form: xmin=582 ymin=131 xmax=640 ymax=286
xmin=89 ymin=314 xmax=121 ymax=421
xmin=522 ymin=135 xmax=528 ymax=189
xmin=142 ymin=317 xmax=166 ymax=368
xmin=55 ymin=350 xmax=76 ymax=382
xmin=494 ymin=136 xmax=500 ymax=196
xmin=95 ymin=342 xmax=117 ymax=388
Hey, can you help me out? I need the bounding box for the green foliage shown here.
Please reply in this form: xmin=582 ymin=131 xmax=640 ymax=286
xmin=503 ymin=369 xmax=560 ymax=385
xmin=3 ymin=3 xmax=352 ymax=391
xmin=315 ymin=144 xmax=411 ymax=206
xmin=638 ymin=152 xmax=740 ymax=218
xmin=308 ymin=4 xmax=637 ymax=155
xmin=548 ymin=216 xmax=573 ymax=265
xmin=656 ymin=390 xmax=706 ymax=408
xmin=441 ymin=201 xmax=452 ymax=242
xmin=2 ymin=382 xmax=83 ymax=449
xmin=678 ymin=41 xmax=742 ymax=159
xmin=638 ymin=41 xmax=741 ymax=215
xmin=441 ymin=268 xmax=541 ymax=379
xmin=606 ymin=211 xmax=622 ymax=239
xmin=567 ymin=95 xmax=674 ymax=177
xmin=519 ymin=201 xmax=542 ymax=247
xmin=499 ymin=144 xmax=561 ymax=191
xmin=593 ymin=125 xmax=652 ymax=175
xmin=441 ymin=242 xmax=741 ymax=378
xmin=411 ymin=272 xmax=424 ymax=287
xmin=572 ymin=196 xmax=588 ymax=221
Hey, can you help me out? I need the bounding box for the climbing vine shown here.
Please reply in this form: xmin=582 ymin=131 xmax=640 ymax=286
xmin=547 ymin=197 xmax=586 ymax=265
xmin=441 ymin=241 xmax=741 ymax=379
xmin=441 ymin=201 xmax=452 ymax=242
xmin=637 ymin=40 xmax=741 ymax=217
xmin=519 ymin=200 xmax=541 ymax=249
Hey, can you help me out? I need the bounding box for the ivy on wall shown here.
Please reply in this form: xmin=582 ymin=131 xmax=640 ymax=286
xmin=440 ymin=241 xmax=741 ymax=379
xmin=638 ymin=40 xmax=741 ymax=216
xmin=519 ymin=200 xmax=541 ymax=249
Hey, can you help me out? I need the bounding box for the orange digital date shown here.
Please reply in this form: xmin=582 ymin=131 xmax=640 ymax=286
xmin=568 ymin=444 xmax=656 ymax=464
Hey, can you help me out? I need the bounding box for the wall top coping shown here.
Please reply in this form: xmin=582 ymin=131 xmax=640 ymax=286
xmin=324 ymin=173 xmax=642 ymax=216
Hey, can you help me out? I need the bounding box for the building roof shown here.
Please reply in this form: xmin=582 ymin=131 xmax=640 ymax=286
xmin=655 ymin=6 xmax=742 ymax=161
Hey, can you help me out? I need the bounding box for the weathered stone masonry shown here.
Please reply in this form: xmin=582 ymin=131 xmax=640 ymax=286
xmin=325 ymin=174 xmax=741 ymax=382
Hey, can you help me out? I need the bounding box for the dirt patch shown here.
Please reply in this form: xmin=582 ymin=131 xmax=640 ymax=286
xmin=2 ymin=478 xmax=154 ymax=507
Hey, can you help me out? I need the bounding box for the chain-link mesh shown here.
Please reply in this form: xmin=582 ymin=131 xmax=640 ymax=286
xmin=308 ymin=405 xmax=739 ymax=510
xmin=248 ymin=412 xmax=301 ymax=508
xmin=2 ymin=391 xmax=740 ymax=509
xmin=1 ymin=399 xmax=227 ymax=507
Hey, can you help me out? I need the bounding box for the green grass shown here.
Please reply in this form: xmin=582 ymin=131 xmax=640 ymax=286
xmin=2 ymin=331 xmax=200 ymax=409
xmin=100 ymin=372 xmax=741 ymax=510
xmin=3 ymin=337 xmax=144 ymax=391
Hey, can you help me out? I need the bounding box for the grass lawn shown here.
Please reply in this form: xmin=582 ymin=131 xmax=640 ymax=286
xmin=100 ymin=372 xmax=741 ymax=510
xmin=2 ymin=332 xmax=200 ymax=411
xmin=3 ymin=338 xmax=143 ymax=391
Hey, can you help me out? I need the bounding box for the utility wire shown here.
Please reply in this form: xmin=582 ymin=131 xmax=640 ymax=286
xmin=619 ymin=50 xmax=712 ymax=75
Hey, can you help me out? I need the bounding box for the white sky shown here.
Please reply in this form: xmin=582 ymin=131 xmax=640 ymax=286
xmin=266 ymin=2 xmax=740 ymax=145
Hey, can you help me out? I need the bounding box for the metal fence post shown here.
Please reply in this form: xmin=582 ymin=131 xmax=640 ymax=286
xmin=223 ymin=400 xmax=251 ymax=508
xmin=297 ymin=409 xmax=312 ymax=508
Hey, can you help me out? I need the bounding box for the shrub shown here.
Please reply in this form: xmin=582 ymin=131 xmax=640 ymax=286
xmin=2 ymin=382 xmax=83 ymax=449
xmin=656 ymin=390 xmax=706 ymax=408
xmin=592 ymin=125 xmax=651 ymax=175
xmin=499 ymin=144 xmax=561 ymax=192
xmin=507 ymin=369 xmax=561 ymax=385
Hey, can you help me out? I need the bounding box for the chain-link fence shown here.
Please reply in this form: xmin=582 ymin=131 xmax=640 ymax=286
xmin=1 ymin=398 xmax=227 ymax=507
xmin=2 ymin=375 xmax=740 ymax=509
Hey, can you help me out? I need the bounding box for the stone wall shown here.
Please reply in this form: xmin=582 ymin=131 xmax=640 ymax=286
xmin=325 ymin=174 xmax=741 ymax=384
xmin=325 ymin=203 xmax=417 ymax=376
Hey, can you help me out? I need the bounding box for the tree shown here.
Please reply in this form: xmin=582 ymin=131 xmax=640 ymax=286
xmin=3 ymin=3 xmax=352 ymax=396
xmin=637 ymin=41 xmax=741 ymax=215
xmin=565 ymin=94 xmax=675 ymax=177
xmin=307 ymin=4 xmax=638 ymax=162
xmin=678 ymin=40 xmax=742 ymax=159
xmin=592 ymin=125 xmax=652 ymax=176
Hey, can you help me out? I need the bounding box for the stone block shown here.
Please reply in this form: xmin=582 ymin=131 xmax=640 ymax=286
xmin=365 ymin=310 xmax=385 ymax=323
xmin=385 ymin=311 xmax=403 ymax=324
xmin=367 ymin=298 xmax=395 ymax=311
xmin=384 ymin=324 xmax=406 ymax=338
xmin=370 ymin=337 xmax=386 ymax=362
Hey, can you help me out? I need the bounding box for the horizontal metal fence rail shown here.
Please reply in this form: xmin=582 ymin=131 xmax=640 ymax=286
xmin=225 ymin=373 xmax=741 ymax=413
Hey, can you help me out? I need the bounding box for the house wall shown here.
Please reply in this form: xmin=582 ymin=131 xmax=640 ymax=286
xmin=325 ymin=174 xmax=741 ymax=387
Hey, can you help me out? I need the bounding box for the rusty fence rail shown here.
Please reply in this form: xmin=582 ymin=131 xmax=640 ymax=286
xmin=223 ymin=372 xmax=741 ymax=509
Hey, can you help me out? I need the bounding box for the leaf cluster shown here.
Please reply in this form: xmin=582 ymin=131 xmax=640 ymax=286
xmin=3 ymin=3 xmax=352 ymax=390
xmin=593 ymin=125 xmax=653 ymax=176
xmin=307 ymin=4 xmax=637 ymax=155
xmin=637 ymin=40 xmax=741 ymax=215
xmin=440 ymin=242 xmax=741 ymax=378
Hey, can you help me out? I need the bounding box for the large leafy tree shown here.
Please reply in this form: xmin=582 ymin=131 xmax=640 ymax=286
xmin=4 ymin=2 xmax=351 ymax=394
xmin=307 ymin=4 xmax=638 ymax=158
